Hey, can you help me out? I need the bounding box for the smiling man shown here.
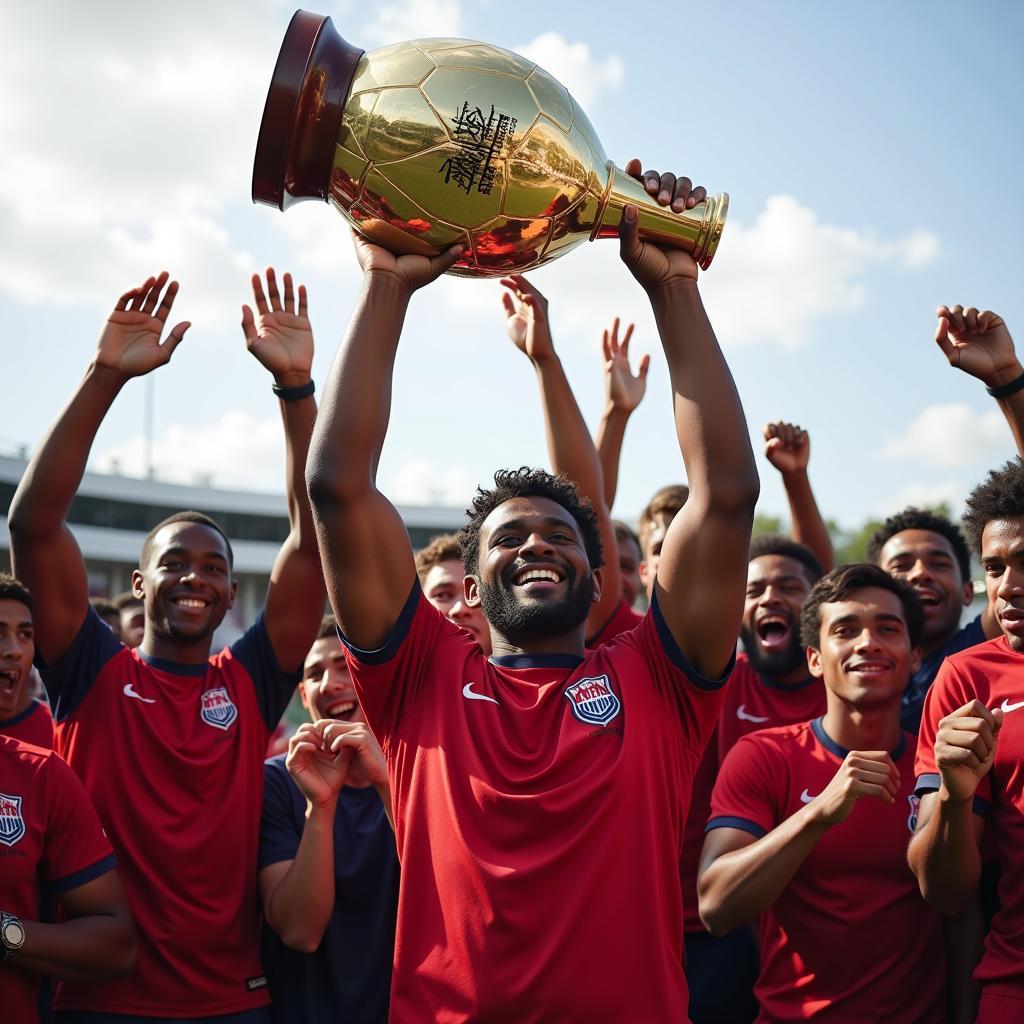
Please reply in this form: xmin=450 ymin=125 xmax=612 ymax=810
xmin=306 ymin=165 xmax=759 ymax=1021
xmin=0 ymin=575 xmax=53 ymax=749
xmin=910 ymin=457 xmax=1024 ymax=1023
xmin=699 ymin=564 xmax=946 ymax=1022
xmin=415 ymin=534 xmax=491 ymax=654
xmin=8 ymin=269 xmax=325 ymax=1021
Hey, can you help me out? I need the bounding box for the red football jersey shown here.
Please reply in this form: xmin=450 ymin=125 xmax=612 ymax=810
xmin=345 ymin=585 xmax=728 ymax=1023
xmin=710 ymin=719 xmax=945 ymax=1023
xmin=0 ymin=699 xmax=54 ymax=750
xmin=39 ymin=609 xmax=299 ymax=1017
xmin=681 ymin=654 xmax=825 ymax=934
xmin=0 ymin=734 xmax=115 ymax=1024
xmin=916 ymin=637 xmax=1024 ymax=999
xmin=586 ymin=596 xmax=644 ymax=649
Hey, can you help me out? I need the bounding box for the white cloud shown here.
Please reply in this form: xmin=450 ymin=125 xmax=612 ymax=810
xmin=93 ymin=412 xmax=285 ymax=491
xmin=517 ymin=32 xmax=624 ymax=110
xmin=874 ymin=479 xmax=963 ymax=518
xmin=362 ymin=0 xmax=465 ymax=47
xmin=385 ymin=458 xmax=475 ymax=507
xmin=881 ymin=403 xmax=1012 ymax=469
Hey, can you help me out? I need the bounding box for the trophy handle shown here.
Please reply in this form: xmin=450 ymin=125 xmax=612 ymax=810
xmin=252 ymin=10 xmax=364 ymax=210
xmin=595 ymin=163 xmax=729 ymax=271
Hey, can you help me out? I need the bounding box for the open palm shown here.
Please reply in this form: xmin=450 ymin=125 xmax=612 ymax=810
xmin=241 ymin=268 xmax=313 ymax=382
xmin=602 ymin=317 xmax=648 ymax=413
xmin=96 ymin=272 xmax=190 ymax=378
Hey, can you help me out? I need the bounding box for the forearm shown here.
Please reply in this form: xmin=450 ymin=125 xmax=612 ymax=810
xmin=9 ymin=362 xmax=125 ymax=536
xmin=781 ymin=469 xmax=834 ymax=571
xmin=307 ymin=275 xmax=410 ymax=503
xmin=15 ymin=911 xmax=136 ymax=979
xmin=277 ymin=387 xmax=319 ymax=551
xmin=595 ymin=406 xmax=630 ymax=510
xmin=698 ymin=811 xmax=829 ymax=935
xmin=265 ymin=802 xmax=337 ymax=952
xmin=908 ymin=792 xmax=982 ymax=914
xmin=997 ymin=391 xmax=1024 ymax=458
xmin=649 ymin=282 xmax=758 ymax=510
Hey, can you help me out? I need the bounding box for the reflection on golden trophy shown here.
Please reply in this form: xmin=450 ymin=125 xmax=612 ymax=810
xmin=253 ymin=10 xmax=728 ymax=277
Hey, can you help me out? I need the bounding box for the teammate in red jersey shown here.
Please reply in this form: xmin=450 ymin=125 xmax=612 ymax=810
xmin=306 ymin=164 xmax=759 ymax=1022
xmin=700 ymin=564 xmax=945 ymax=1022
xmin=910 ymin=457 xmax=1024 ymax=1023
xmin=8 ymin=269 xmax=325 ymax=1021
xmin=0 ymin=733 xmax=136 ymax=1024
xmin=0 ymin=575 xmax=54 ymax=749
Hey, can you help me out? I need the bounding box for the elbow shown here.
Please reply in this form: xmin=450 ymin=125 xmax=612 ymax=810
xmin=280 ymin=925 xmax=324 ymax=955
xmin=697 ymin=897 xmax=734 ymax=939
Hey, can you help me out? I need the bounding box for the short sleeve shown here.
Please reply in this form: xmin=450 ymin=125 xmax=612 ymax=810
xmin=229 ymin=612 xmax=303 ymax=732
xmin=36 ymin=608 xmax=123 ymax=722
xmin=915 ymin=659 xmax=991 ymax=814
xmin=259 ymin=758 xmax=302 ymax=870
xmin=706 ymin=735 xmax=780 ymax=839
xmin=340 ymin=581 xmax=464 ymax=744
xmin=39 ymin=754 xmax=116 ymax=893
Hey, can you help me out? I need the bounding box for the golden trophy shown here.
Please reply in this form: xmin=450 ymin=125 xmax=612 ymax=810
xmin=253 ymin=11 xmax=728 ymax=277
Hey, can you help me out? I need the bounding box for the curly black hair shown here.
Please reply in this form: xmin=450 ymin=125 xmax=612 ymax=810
xmin=800 ymin=563 xmax=924 ymax=650
xmin=457 ymin=467 xmax=603 ymax=577
xmin=866 ymin=506 xmax=971 ymax=583
xmin=0 ymin=572 xmax=33 ymax=610
xmin=749 ymin=534 xmax=824 ymax=584
xmin=963 ymin=458 xmax=1024 ymax=554
xmin=140 ymin=510 xmax=234 ymax=570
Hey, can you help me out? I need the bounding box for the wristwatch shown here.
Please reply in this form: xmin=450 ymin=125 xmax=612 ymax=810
xmin=0 ymin=911 xmax=25 ymax=961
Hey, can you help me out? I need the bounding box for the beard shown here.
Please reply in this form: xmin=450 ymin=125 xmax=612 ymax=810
xmin=740 ymin=621 xmax=806 ymax=679
xmin=480 ymin=569 xmax=595 ymax=646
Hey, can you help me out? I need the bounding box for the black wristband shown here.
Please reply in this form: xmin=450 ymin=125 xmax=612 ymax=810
xmin=986 ymin=371 xmax=1024 ymax=399
xmin=272 ymin=379 xmax=315 ymax=401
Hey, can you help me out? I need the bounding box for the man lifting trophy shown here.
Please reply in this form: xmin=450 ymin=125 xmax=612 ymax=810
xmin=253 ymin=10 xmax=728 ymax=275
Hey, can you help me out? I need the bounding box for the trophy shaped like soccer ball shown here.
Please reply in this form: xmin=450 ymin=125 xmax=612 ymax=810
xmin=253 ymin=11 xmax=728 ymax=277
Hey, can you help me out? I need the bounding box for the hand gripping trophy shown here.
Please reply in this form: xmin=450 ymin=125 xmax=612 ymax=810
xmin=253 ymin=10 xmax=728 ymax=277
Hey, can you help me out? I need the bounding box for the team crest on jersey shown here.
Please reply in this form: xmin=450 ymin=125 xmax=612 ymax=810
xmin=906 ymin=794 xmax=920 ymax=833
xmin=564 ymin=674 xmax=622 ymax=727
xmin=0 ymin=792 xmax=25 ymax=847
xmin=200 ymin=687 xmax=238 ymax=731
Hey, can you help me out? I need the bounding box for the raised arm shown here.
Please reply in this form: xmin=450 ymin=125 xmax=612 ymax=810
xmin=763 ymin=421 xmax=834 ymax=571
xmin=305 ymin=237 xmax=462 ymax=649
xmin=594 ymin=318 xmax=648 ymax=510
xmin=618 ymin=162 xmax=759 ymax=677
xmin=241 ymin=269 xmax=325 ymax=670
xmin=499 ymin=274 xmax=621 ymax=636
xmin=8 ymin=273 xmax=189 ymax=663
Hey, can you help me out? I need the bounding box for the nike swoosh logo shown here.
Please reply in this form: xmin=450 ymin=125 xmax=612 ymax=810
xmin=1001 ymin=698 xmax=1024 ymax=713
xmin=462 ymin=682 xmax=498 ymax=705
xmin=123 ymin=683 xmax=156 ymax=704
xmin=736 ymin=704 xmax=770 ymax=724
xmin=800 ymin=789 xmax=816 ymax=804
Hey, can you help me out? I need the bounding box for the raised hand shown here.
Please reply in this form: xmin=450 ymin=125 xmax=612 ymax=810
xmin=763 ymin=421 xmax=810 ymax=476
xmin=805 ymin=750 xmax=901 ymax=826
xmin=285 ymin=721 xmax=350 ymax=808
xmin=935 ymin=700 xmax=1002 ymax=804
xmin=602 ymin=317 xmax=648 ymax=414
xmin=935 ymin=306 xmax=1022 ymax=389
xmin=319 ymin=718 xmax=389 ymax=790
xmin=96 ymin=271 xmax=190 ymax=379
xmin=351 ymin=231 xmax=463 ymax=294
xmin=241 ymin=268 xmax=313 ymax=387
xmin=499 ymin=274 xmax=554 ymax=362
xmin=618 ymin=159 xmax=706 ymax=291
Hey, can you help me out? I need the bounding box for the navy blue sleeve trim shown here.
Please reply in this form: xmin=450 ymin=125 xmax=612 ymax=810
xmin=705 ymin=815 xmax=767 ymax=839
xmin=36 ymin=608 xmax=123 ymax=722
xmin=339 ymin=579 xmax=421 ymax=666
xmin=914 ymin=773 xmax=990 ymax=817
xmin=46 ymin=853 xmax=118 ymax=894
xmin=230 ymin=612 xmax=303 ymax=733
xmin=0 ymin=699 xmax=42 ymax=729
xmin=650 ymin=590 xmax=735 ymax=691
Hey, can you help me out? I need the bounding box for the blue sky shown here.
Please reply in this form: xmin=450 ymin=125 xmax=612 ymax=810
xmin=2 ymin=0 xmax=1023 ymax=529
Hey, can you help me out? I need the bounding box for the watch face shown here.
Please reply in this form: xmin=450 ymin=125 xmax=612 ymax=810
xmin=3 ymin=919 xmax=24 ymax=947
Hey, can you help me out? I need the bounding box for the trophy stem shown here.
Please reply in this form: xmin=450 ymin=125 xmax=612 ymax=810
xmin=594 ymin=163 xmax=728 ymax=271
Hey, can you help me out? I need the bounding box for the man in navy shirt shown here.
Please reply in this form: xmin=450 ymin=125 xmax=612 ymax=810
xmin=259 ymin=616 xmax=398 ymax=1024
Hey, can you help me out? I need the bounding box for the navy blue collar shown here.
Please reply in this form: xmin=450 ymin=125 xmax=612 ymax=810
xmin=0 ymin=698 xmax=43 ymax=728
xmin=137 ymin=649 xmax=209 ymax=677
xmin=489 ymin=653 xmax=585 ymax=669
xmin=811 ymin=716 xmax=906 ymax=761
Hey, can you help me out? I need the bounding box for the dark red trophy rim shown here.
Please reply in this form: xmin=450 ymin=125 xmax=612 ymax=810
xmin=252 ymin=10 xmax=364 ymax=210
